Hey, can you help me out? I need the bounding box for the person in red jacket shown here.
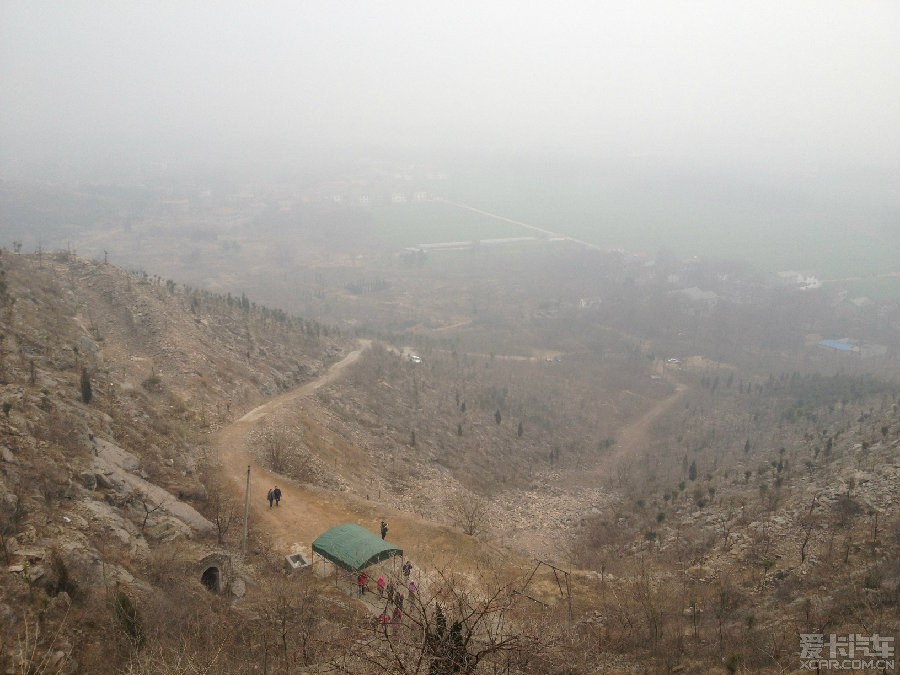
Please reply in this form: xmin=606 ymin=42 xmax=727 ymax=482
xmin=357 ymin=572 xmax=367 ymax=597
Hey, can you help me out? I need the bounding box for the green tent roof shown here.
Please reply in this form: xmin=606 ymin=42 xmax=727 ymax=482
xmin=312 ymin=524 xmax=403 ymax=572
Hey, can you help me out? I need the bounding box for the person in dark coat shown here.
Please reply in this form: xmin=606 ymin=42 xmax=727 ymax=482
xmin=380 ymin=520 xmax=388 ymax=540
xmin=273 ymin=486 xmax=282 ymax=506
xmin=267 ymin=489 xmax=274 ymax=508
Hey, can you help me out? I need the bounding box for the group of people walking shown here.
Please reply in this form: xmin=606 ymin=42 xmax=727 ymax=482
xmin=354 ymin=524 xmax=419 ymax=629
xmin=266 ymin=486 xmax=281 ymax=508
xmin=372 ymin=565 xmax=417 ymax=627
xmin=358 ymin=561 xmax=416 ymax=603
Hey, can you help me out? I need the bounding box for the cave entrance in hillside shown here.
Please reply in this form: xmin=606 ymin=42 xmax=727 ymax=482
xmin=201 ymin=566 xmax=220 ymax=593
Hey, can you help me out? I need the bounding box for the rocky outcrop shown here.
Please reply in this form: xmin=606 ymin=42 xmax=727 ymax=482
xmin=90 ymin=437 xmax=214 ymax=534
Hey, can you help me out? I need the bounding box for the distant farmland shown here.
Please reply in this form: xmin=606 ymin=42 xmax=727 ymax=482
xmin=432 ymin=159 xmax=900 ymax=281
xmin=372 ymin=200 xmax=524 ymax=247
xmin=369 ymin=160 xmax=898 ymax=300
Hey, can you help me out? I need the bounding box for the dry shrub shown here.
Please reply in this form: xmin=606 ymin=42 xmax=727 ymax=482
xmin=255 ymin=426 xmax=292 ymax=473
xmin=450 ymin=492 xmax=489 ymax=536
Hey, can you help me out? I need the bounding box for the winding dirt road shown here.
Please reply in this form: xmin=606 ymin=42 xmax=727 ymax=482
xmin=216 ymin=343 xmax=370 ymax=553
xmin=215 ymin=340 xmax=488 ymax=571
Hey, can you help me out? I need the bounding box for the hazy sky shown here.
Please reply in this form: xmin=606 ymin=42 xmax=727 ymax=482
xmin=2 ymin=1 xmax=898 ymax=174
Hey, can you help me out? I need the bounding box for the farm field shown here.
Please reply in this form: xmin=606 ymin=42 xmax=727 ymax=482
xmin=435 ymin=160 xmax=900 ymax=280
xmin=371 ymin=200 xmax=524 ymax=247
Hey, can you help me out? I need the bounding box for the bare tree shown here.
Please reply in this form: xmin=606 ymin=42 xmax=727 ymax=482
xmin=138 ymin=493 xmax=165 ymax=532
xmin=197 ymin=457 xmax=239 ymax=545
xmin=335 ymin=570 xmax=542 ymax=675
xmin=209 ymin=483 xmax=238 ymax=546
xmin=451 ymin=494 xmax=489 ymax=537
xmin=264 ymin=585 xmax=327 ymax=671
xmin=13 ymin=606 xmax=72 ymax=675
xmin=799 ymin=492 xmax=820 ymax=564
xmin=260 ymin=427 xmax=291 ymax=473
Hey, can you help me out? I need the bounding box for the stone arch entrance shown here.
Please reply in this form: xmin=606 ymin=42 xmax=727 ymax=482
xmin=194 ymin=552 xmax=233 ymax=595
xmin=200 ymin=566 xmax=220 ymax=592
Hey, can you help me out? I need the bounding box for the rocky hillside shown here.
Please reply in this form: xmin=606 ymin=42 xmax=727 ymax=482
xmin=0 ymin=250 xmax=354 ymax=673
xmin=1 ymin=248 xmax=897 ymax=675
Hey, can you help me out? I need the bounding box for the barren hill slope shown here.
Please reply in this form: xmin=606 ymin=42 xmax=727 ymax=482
xmin=0 ymin=251 xmax=361 ymax=672
xmin=0 ymin=252 xmax=570 ymax=674
xmin=2 ymin=249 xmax=898 ymax=675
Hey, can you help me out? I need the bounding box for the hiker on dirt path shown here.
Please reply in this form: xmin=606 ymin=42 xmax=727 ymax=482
xmin=407 ymin=580 xmax=417 ymax=602
xmin=402 ymin=560 xmax=412 ymax=579
xmin=266 ymin=489 xmax=274 ymax=508
xmin=273 ymin=486 xmax=282 ymax=507
xmin=380 ymin=520 xmax=388 ymax=540
xmin=377 ymin=575 xmax=386 ymax=597
xmin=386 ymin=581 xmax=395 ymax=604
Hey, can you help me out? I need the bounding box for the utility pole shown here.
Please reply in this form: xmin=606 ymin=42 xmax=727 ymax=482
xmin=242 ymin=465 xmax=250 ymax=556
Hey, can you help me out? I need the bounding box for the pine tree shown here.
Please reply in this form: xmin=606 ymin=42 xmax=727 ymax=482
xmin=80 ymin=367 xmax=92 ymax=404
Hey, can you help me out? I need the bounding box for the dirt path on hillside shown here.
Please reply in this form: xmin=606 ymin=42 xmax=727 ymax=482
xmin=215 ymin=340 xmax=504 ymax=579
xmin=495 ymin=378 xmax=688 ymax=557
xmin=581 ymin=380 xmax=687 ymax=483
xmin=216 ymin=343 xmax=371 ymax=552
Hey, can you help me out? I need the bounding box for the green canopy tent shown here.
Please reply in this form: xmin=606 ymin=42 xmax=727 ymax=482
xmin=312 ymin=523 xmax=403 ymax=572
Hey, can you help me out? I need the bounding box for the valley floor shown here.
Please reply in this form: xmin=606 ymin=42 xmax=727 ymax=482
xmin=216 ymin=338 xmax=688 ymax=570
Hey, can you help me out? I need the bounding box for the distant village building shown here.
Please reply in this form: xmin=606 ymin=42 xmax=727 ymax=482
xmin=817 ymin=338 xmax=888 ymax=359
xmin=777 ymin=270 xmax=822 ymax=290
xmin=817 ymin=338 xmax=860 ymax=353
